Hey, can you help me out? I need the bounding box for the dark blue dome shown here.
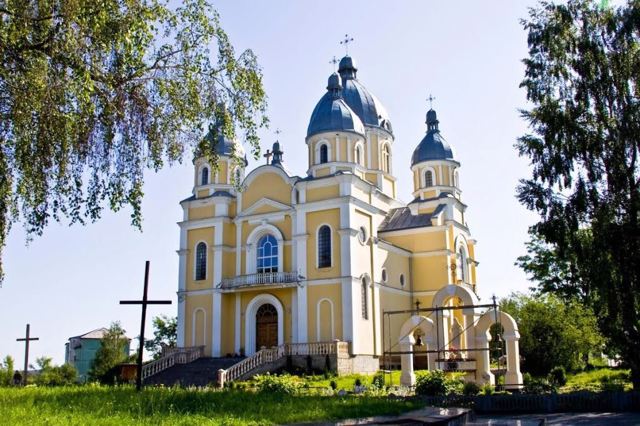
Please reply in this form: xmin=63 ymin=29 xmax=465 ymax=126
xmin=307 ymin=73 xmax=365 ymax=138
xmin=411 ymin=109 xmax=454 ymax=165
xmin=338 ymin=56 xmax=392 ymax=133
xmin=203 ymin=122 xmax=248 ymax=165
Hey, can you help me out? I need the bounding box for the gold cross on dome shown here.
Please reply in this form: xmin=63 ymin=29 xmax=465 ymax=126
xmin=340 ymin=34 xmax=354 ymax=54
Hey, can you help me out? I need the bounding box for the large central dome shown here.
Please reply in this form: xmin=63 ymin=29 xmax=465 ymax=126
xmin=338 ymin=56 xmax=392 ymax=133
xmin=307 ymin=55 xmax=392 ymax=138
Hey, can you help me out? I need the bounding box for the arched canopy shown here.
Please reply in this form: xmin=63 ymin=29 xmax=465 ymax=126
xmin=475 ymin=309 xmax=519 ymax=341
xmin=432 ymin=284 xmax=478 ymax=315
xmin=399 ymin=315 xmax=435 ymax=345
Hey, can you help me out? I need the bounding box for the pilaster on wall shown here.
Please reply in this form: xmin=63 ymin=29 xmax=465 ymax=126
xmin=177 ymin=224 xmax=188 ymax=347
xmin=294 ymin=210 xmax=308 ymax=343
xmin=212 ymin=225 xmax=223 ymax=356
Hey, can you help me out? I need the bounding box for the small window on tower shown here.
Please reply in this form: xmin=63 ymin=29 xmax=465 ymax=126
xmin=425 ymin=170 xmax=433 ymax=187
xmin=355 ymin=145 xmax=363 ymax=166
xmin=319 ymin=144 xmax=328 ymax=164
xmin=201 ymin=167 xmax=209 ymax=185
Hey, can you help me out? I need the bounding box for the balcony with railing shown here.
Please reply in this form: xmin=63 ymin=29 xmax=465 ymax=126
xmin=218 ymin=271 xmax=301 ymax=290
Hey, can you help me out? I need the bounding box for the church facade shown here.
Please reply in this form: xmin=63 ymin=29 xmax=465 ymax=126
xmin=175 ymin=55 xmax=489 ymax=377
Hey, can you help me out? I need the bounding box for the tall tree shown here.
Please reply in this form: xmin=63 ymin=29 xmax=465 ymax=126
xmin=0 ymin=0 xmax=268 ymax=282
xmin=517 ymin=0 xmax=640 ymax=388
xmin=88 ymin=322 xmax=129 ymax=383
xmin=144 ymin=314 xmax=176 ymax=359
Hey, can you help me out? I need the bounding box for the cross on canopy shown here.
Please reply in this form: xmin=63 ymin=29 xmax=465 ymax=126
xmin=263 ymin=149 xmax=273 ymax=164
xmin=340 ymin=34 xmax=354 ymax=54
xmin=427 ymin=94 xmax=436 ymax=109
xmin=120 ymin=261 xmax=172 ymax=391
xmin=16 ymin=323 xmax=39 ymax=385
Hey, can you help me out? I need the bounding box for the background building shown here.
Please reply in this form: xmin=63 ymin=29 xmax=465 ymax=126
xmin=64 ymin=328 xmax=130 ymax=382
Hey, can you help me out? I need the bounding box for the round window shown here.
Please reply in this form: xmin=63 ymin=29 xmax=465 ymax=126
xmin=358 ymin=226 xmax=367 ymax=245
xmin=381 ymin=268 xmax=387 ymax=283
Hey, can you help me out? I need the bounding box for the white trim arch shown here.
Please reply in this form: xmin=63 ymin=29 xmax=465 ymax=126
xmin=380 ymin=142 xmax=392 ymax=174
xmin=245 ymin=293 xmax=285 ymax=354
xmin=315 ymin=223 xmax=334 ymax=269
xmin=422 ymin=166 xmax=437 ymax=187
xmin=316 ymin=298 xmax=335 ymax=341
xmin=314 ymin=139 xmax=332 ymax=164
xmin=360 ymin=273 xmax=372 ymax=320
xmin=246 ymin=223 xmax=285 ymax=274
xmin=354 ymin=141 xmax=365 ymax=167
xmin=192 ymin=308 xmax=207 ymax=347
xmin=454 ymin=235 xmax=470 ymax=284
xmin=193 ymin=240 xmax=208 ymax=281
xmin=432 ymin=284 xmax=478 ymax=314
xmin=197 ymin=162 xmax=212 ymax=186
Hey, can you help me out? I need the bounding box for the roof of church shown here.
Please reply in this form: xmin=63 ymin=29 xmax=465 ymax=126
xmin=180 ymin=190 xmax=236 ymax=204
xmin=307 ymin=73 xmax=365 ymax=138
xmin=69 ymin=328 xmax=110 ymax=340
xmin=378 ymin=204 xmax=446 ymax=232
xmin=411 ymin=109 xmax=455 ymax=165
xmin=201 ymin=116 xmax=248 ymax=165
xmin=338 ymin=56 xmax=393 ymax=133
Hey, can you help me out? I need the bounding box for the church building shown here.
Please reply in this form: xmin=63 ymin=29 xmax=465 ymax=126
xmin=173 ymin=54 xmax=521 ymax=386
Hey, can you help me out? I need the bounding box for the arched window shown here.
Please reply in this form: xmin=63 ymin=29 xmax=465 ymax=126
xmin=381 ymin=268 xmax=388 ymax=283
xmin=355 ymin=145 xmax=363 ymax=166
xmin=381 ymin=144 xmax=391 ymax=173
xmin=257 ymin=235 xmax=278 ymax=273
xmin=454 ymin=171 xmax=459 ymax=188
xmin=319 ymin=144 xmax=328 ymax=164
xmin=317 ymin=225 xmax=331 ymax=268
xmin=201 ymin=167 xmax=209 ymax=185
xmin=361 ymin=278 xmax=368 ymax=319
xmin=400 ymin=274 xmax=405 ymax=287
xmin=457 ymin=247 xmax=467 ymax=283
xmin=195 ymin=242 xmax=207 ymax=280
xmin=425 ymin=170 xmax=434 ymax=187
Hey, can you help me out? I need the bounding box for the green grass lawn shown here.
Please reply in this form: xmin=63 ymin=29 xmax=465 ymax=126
xmin=0 ymin=385 xmax=424 ymax=425
xmin=562 ymin=367 xmax=632 ymax=391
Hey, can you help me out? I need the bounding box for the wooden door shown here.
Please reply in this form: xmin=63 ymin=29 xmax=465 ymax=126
xmin=256 ymin=304 xmax=278 ymax=349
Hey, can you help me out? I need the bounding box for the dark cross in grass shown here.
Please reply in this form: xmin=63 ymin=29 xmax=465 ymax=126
xmin=120 ymin=261 xmax=172 ymax=391
xmin=16 ymin=323 xmax=39 ymax=385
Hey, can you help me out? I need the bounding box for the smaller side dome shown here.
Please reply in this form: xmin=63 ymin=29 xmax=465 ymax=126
xmin=338 ymin=56 xmax=357 ymax=79
xmin=202 ymin=122 xmax=248 ymax=165
xmin=307 ymin=73 xmax=365 ymax=138
xmin=411 ymin=109 xmax=454 ymax=166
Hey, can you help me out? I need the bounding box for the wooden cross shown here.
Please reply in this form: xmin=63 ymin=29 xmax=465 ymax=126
xmin=120 ymin=261 xmax=172 ymax=391
xmin=340 ymin=34 xmax=354 ymax=54
xmin=427 ymin=94 xmax=436 ymax=109
xmin=16 ymin=323 xmax=39 ymax=385
xmin=263 ymin=149 xmax=273 ymax=164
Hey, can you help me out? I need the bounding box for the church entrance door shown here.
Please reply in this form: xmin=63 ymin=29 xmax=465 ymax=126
xmin=256 ymin=303 xmax=278 ymax=349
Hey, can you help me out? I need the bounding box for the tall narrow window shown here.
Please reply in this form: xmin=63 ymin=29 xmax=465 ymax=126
xmin=355 ymin=145 xmax=362 ymax=166
xmin=381 ymin=144 xmax=391 ymax=173
xmin=318 ymin=225 xmax=331 ymax=268
xmin=425 ymin=170 xmax=433 ymax=187
xmin=319 ymin=144 xmax=328 ymax=164
xmin=195 ymin=242 xmax=207 ymax=280
xmin=257 ymin=235 xmax=278 ymax=273
xmin=458 ymin=247 xmax=467 ymax=283
xmin=201 ymin=167 xmax=209 ymax=185
xmin=361 ymin=278 xmax=368 ymax=319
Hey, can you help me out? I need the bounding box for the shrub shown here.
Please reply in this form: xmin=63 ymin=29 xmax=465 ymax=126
xmin=415 ymin=370 xmax=448 ymax=396
xmin=354 ymin=377 xmax=362 ymax=387
xmin=548 ymin=366 xmax=567 ymax=386
xmin=371 ymin=372 xmax=385 ymax=389
xmin=462 ymin=381 xmax=481 ymax=396
xmin=329 ymin=380 xmax=337 ymax=390
xmin=481 ymin=384 xmax=495 ymax=395
xmin=254 ymin=373 xmax=300 ymax=395
xmin=523 ymin=377 xmax=556 ymax=394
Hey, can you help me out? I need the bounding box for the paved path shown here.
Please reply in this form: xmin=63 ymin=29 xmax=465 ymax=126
xmin=474 ymin=412 xmax=640 ymax=425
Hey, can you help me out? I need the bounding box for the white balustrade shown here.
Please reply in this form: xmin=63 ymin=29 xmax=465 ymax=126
xmin=141 ymin=346 xmax=205 ymax=380
xmin=219 ymin=272 xmax=300 ymax=289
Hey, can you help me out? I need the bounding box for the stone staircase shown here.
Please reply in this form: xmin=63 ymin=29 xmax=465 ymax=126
xmin=144 ymin=357 xmax=243 ymax=387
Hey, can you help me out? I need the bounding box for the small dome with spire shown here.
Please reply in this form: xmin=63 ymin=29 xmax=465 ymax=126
xmin=307 ymin=73 xmax=365 ymax=138
xmin=411 ymin=108 xmax=455 ymax=165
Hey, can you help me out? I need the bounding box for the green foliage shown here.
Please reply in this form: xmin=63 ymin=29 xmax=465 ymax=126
xmin=253 ymin=373 xmax=301 ymax=395
xmin=523 ymin=375 xmax=556 ymax=395
xmin=371 ymin=372 xmax=385 ymax=389
xmin=144 ymin=315 xmax=177 ymax=359
xmin=0 ymin=356 xmax=15 ymax=386
xmin=88 ymin=322 xmax=129 ymax=384
xmin=0 ymin=0 xmax=268 ymax=282
xmin=34 ymin=357 xmax=77 ymax=386
xmin=329 ymin=380 xmax=337 ymax=390
xmin=548 ymin=366 xmax=567 ymax=387
xmin=462 ymin=381 xmax=481 ymax=396
xmin=499 ymin=293 xmax=603 ymax=375
xmin=415 ymin=370 xmax=454 ymax=396
xmin=481 ymin=384 xmax=495 ymax=396
xmin=517 ymin=0 xmax=640 ymax=389
xmin=0 ymin=385 xmax=424 ymax=424
xmin=354 ymin=377 xmax=362 ymax=387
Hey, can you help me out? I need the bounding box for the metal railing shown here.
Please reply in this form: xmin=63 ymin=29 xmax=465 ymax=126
xmin=218 ymin=341 xmax=349 ymax=387
xmin=141 ymin=346 xmax=205 ymax=380
xmin=218 ymin=271 xmax=301 ymax=289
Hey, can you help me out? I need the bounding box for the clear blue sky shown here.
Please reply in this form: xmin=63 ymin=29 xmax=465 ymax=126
xmin=1 ymin=0 xmax=543 ymax=365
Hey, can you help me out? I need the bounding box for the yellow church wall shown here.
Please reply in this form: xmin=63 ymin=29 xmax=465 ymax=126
xmin=370 ymin=134 xmax=380 ymax=169
xmin=383 ymin=231 xmax=447 ymax=253
xmin=223 ymin=222 xmax=235 ymax=247
xmin=217 ymin=162 xmax=228 ymax=185
xmin=379 ymin=288 xmax=412 ymax=348
xmin=352 ymin=185 xmax=371 ymax=204
xmin=412 ymin=256 xmax=449 ymax=291
xmin=339 ymin=137 xmax=349 ymax=161
xmin=242 ymin=217 xmax=293 ymax=243
xmin=351 ymin=209 xmax=373 ymax=278
xmin=306 ymin=185 xmax=340 ymax=202
xmin=315 ymin=167 xmax=331 ymax=177
xmin=189 ymin=205 xmax=214 ymax=220
xmin=378 ymin=249 xmax=410 ymax=289
xmin=306 ymin=209 xmax=341 ymax=279
xmin=186 ymin=227 xmax=214 ymax=290
xmin=185 ymin=294 xmax=213 ymax=355
xmin=241 ymin=172 xmax=291 ymax=209
xmin=196 ymin=189 xmax=209 ymax=198
xmin=222 ymin=252 xmax=236 ymax=279
xmin=364 ymin=172 xmax=378 ymax=186
xmin=382 ymin=175 xmax=395 ymax=198
xmin=307 ymin=283 xmax=343 ymax=341
xmin=251 ymin=204 xmax=285 ymax=215
xmin=283 ymin=245 xmax=293 ymax=271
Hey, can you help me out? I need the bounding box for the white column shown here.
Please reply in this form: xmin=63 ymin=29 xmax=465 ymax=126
xmin=504 ymin=331 xmax=523 ymax=389
xmin=211 ymin=225 xmax=224 ymax=357
xmin=234 ymin=293 xmax=241 ymax=354
xmin=176 ymin=223 xmax=188 ymax=347
xmin=400 ymin=335 xmax=416 ymax=387
xmin=475 ymin=333 xmax=494 ymax=386
xmin=294 ymin=211 xmax=308 ymax=343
